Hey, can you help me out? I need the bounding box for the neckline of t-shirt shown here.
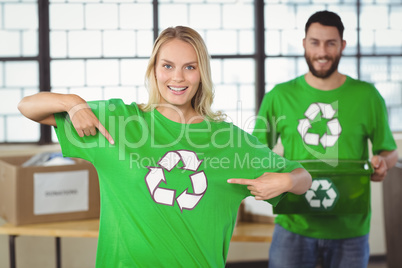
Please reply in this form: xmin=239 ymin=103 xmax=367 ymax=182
xmin=300 ymin=75 xmax=351 ymax=95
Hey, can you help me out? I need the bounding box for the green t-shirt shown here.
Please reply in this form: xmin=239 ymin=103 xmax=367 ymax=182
xmin=54 ymin=99 xmax=301 ymax=268
xmin=253 ymin=75 xmax=397 ymax=239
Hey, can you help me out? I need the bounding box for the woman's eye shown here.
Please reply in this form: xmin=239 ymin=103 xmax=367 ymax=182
xmin=186 ymin=66 xmax=195 ymax=70
xmin=163 ymin=64 xmax=172 ymax=69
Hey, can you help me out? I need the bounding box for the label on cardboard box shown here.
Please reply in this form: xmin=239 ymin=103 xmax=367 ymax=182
xmin=33 ymin=170 xmax=89 ymax=215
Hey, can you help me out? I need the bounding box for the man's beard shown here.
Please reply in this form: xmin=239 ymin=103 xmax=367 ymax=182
xmin=305 ymin=53 xmax=341 ymax=79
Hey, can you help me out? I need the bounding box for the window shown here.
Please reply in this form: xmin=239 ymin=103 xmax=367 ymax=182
xmin=263 ymin=0 xmax=402 ymax=131
xmin=0 ymin=1 xmax=39 ymax=142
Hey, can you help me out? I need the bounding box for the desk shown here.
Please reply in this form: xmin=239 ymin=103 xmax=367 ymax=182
xmin=0 ymin=219 xmax=99 ymax=268
xmin=0 ymin=219 xmax=274 ymax=268
xmin=232 ymin=222 xmax=274 ymax=242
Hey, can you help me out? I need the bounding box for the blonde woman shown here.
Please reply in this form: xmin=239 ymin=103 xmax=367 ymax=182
xmin=18 ymin=26 xmax=311 ymax=267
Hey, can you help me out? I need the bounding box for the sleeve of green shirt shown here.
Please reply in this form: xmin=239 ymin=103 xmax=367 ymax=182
xmin=249 ymin=133 xmax=303 ymax=206
xmin=252 ymin=90 xmax=279 ymax=149
xmin=53 ymin=100 xmax=111 ymax=163
xmin=369 ymin=87 xmax=397 ymax=154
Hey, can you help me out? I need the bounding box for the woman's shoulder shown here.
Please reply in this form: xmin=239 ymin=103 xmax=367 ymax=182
xmin=87 ymin=99 xmax=144 ymax=116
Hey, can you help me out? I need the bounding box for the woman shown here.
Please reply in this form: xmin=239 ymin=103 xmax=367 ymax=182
xmin=18 ymin=26 xmax=311 ymax=267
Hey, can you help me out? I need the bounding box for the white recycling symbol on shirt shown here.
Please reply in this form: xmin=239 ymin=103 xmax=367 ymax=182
xmin=297 ymin=103 xmax=342 ymax=148
xmin=145 ymin=150 xmax=207 ymax=212
xmin=305 ymin=178 xmax=339 ymax=210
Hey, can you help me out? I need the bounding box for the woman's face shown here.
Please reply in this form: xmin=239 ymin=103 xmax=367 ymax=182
xmin=155 ymin=38 xmax=201 ymax=110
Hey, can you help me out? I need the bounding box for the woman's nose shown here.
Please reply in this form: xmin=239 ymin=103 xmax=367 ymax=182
xmin=172 ymin=69 xmax=184 ymax=82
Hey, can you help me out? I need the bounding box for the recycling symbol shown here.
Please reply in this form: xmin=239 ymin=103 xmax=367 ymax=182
xmin=145 ymin=150 xmax=207 ymax=212
xmin=305 ymin=178 xmax=339 ymax=210
xmin=297 ymin=102 xmax=342 ymax=148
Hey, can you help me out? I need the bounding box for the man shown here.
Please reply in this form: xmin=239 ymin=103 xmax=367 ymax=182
xmin=253 ymin=10 xmax=398 ymax=268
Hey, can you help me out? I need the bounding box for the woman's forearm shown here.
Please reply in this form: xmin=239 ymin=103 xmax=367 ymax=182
xmin=18 ymin=92 xmax=84 ymax=126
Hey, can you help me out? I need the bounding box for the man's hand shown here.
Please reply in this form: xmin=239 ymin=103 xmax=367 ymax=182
xmin=371 ymin=155 xmax=388 ymax=182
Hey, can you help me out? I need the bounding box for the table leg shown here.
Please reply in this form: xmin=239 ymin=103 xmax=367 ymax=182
xmin=7 ymin=234 xmax=62 ymax=268
xmin=9 ymin=235 xmax=17 ymax=268
xmin=55 ymin=237 xmax=61 ymax=268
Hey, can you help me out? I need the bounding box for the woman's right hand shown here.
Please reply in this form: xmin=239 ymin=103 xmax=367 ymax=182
xmin=67 ymin=101 xmax=114 ymax=144
xmin=18 ymin=92 xmax=114 ymax=144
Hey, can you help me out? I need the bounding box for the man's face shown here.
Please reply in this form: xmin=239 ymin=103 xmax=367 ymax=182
xmin=303 ymin=22 xmax=346 ymax=79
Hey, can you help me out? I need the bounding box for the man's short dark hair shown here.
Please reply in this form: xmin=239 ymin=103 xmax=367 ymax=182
xmin=305 ymin=10 xmax=344 ymax=39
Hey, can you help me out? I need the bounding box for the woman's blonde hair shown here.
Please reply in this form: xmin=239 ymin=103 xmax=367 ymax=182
xmin=139 ymin=26 xmax=225 ymax=121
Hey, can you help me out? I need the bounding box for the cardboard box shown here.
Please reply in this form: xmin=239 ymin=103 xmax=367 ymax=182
xmin=0 ymin=155 xmax=100 ymax=225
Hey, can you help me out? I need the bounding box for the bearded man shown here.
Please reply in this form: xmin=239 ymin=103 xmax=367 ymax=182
xmin=253 ymin=10 xmax=398 ymax=268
